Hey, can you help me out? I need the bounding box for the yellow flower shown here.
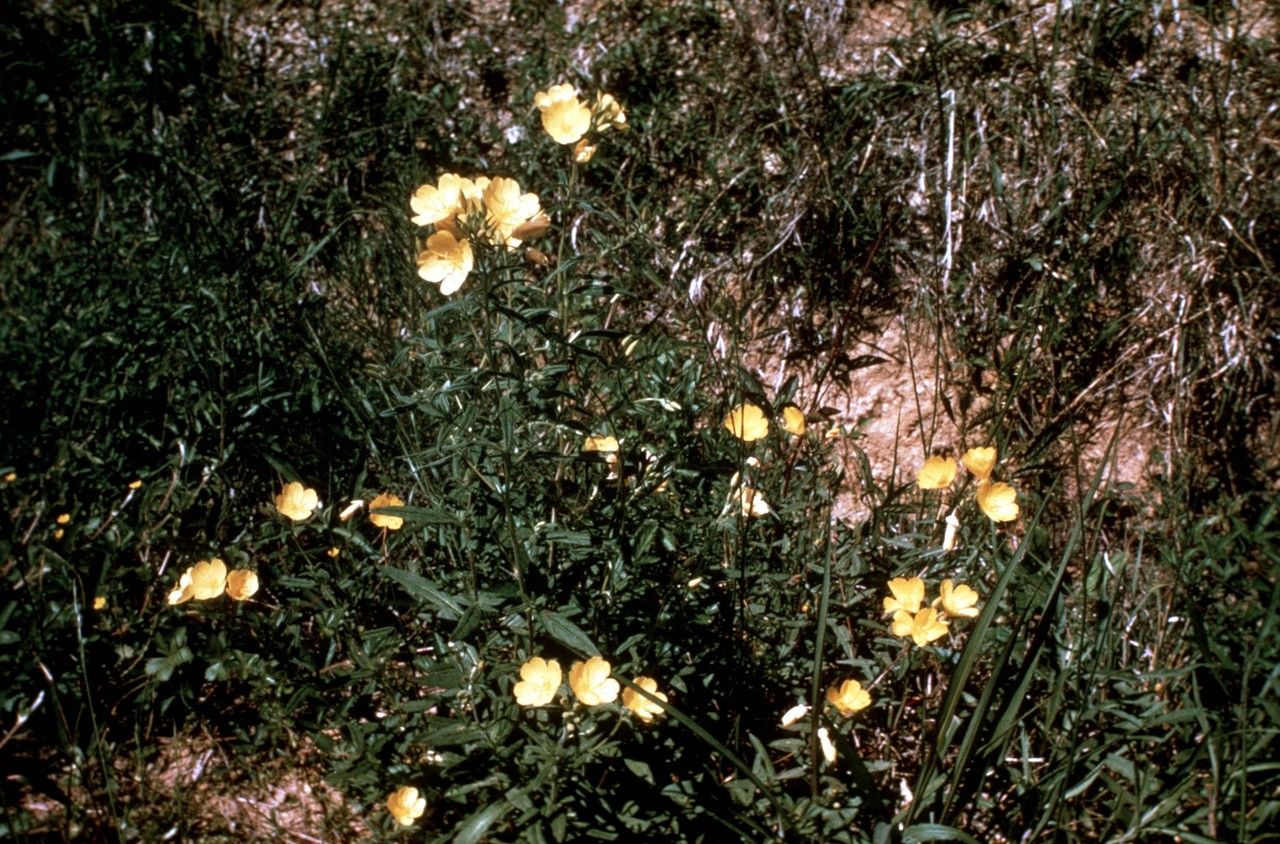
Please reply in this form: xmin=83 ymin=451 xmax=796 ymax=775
xmin=916 ymin=455 xmax=957 ymax=489
xmin=621 ymin=676 xmax=667 ymax=722
xmin=513 ymin=656 xmax=562 ymax=707
xmin=738 ymin=486 xmax=771 ymax=518
xmin=92 ymin=596 xmax=106 ymax=610
xmin=534 ymin=82 xmax=579 ymax=110
xmin=226 ymin=569 xmax=259 ymax=601
xmin=482 ymin=177 xmax=543 ymax=246
xmin=891 ymin=607 xmax=950 ymax=647
xmin=535 ymin=83 xmax=592 ymax=144
xmin=573 ymin=139 xmax=596 ymax=163
xmin=128 ymin=479 xmax=142 ymax=490
xmin=327 ymin=546 xmax=340 ymax=558
xmin=882 ymin=576 xmax=925 ymax=616
xmin=52 ymin=528 xmax=64 ymax=540
xmin=275 ymin=481 xmax=319 ymax=522
xmin=723 ymin=402 xmax=769 ymax=442
xmin=782 ymin=405 xmax=806 ymax=436
xmin=191 ymin=558 xmax=228 ymax=600
xmin=369 ymin=493 xmax=405 ymax=531
xmin=169 ymin=558 xmax=228 ymax=605
xmin=933 ymin=578 xmax=980 ymax=618
xmin=962 ymin=446 xmax=997 ymax=481
xmin=817 ymin=726 xmax=837 ymax=765
xmin=56 ymin=513 xmax=71 ymax=525
xmin=386 ymin=785 xmax=427 ymax=827
xmin=583 ymin=434 xmax=619 ymax=477
xmin=594 ymin=92 xmax=627 ymax=132
xmin=582 ymin=435 xmax=619 ymax=453
xmin=409 ymin=173 xmax=465 ymax=227
xmin=976 ymin=481 xmax=1020 ymax=523
xmin=167 ymin=570 xmax=194 ymax=605
xmin=2 ymin=472 xmax=15 ymax=483
xmin=416 ymin=229 xmax=474 ymax=296
xmin=825 ymin=679 xmax=872 ymax=716
xmin=569 ymin=655 xmax=620 ymax=706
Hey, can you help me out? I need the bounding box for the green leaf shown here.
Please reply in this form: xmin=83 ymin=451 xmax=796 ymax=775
xmin=453 ymin=800 xmax=509 ymax=844
xmin=539 ymin=609 xmax=597 ymax=656
xmin=370 ymin=504 xmax=461 ymax=527
xmin=902 ymin=823 xmax=982 ymax=843
xmin=381 ymin=567 xmax=466 ymax=615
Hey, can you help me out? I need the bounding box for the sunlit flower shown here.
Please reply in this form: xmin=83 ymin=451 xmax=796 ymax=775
xmin=569 ymin=655 xmax=620 ymax=705
xmin=410 ymin=173 xmax=465 ymax=227
xmin=56 ymin=513 xmax=71 ymax=525
xmin=534 ymin=82 xmax=579 ymax=110
xmin=724 ymin=402 xmax=769 ymax=442
xmin=369 ymin=493 xmax=405 ymax=531
xmin=892 ymin=607 xmax=950 ymax=647
xmin=535 ymin=83 xmax=592 ymax=144
xmin=817 ymin=727 xmax=837 ymax=765
xmin=386 ymin=785 xmax=427 ymax=827
xmin=826 ymin=679 xmax=872 ymax=716
xmin=92 ymin=596 xmax=106 ymax=610
xmin=416 ymin=229 xmax=474 ymax=295
xmin=583 ymin=434 xmax=619 ymax=478
xmin=169 ymin=558 xmax=227 ymax=605
xmin=621 ymin=676 xmax=667 ymax=722
xmin=482 ymin=177 xmax=543 ymax=246
xmin=917 ymin=455 xmax=957 ymax=489
xmin=2 ymin=472 xmax=15 ymax=483
xmin=52 ymin=528 xmax=64 ymax=540
xmin=933 ymin=578 xmax=980 ymax=618
xmin=780 ymin=703 xmax=809 ymax=727
xmin=882 ymin=576 xmax=925 ymax=616
xmin=226 ymin=569 xmax=259 ymax=601
xmin=573 ymin=139 xmax=596 ymax=163
xmin=582 ymin=435 xmax=619 ymax=454
xmin=275 ymin=481 xmax=319 ymax=522
xmin=782 ymin=405 xmax=806 ymax=436
xmin=962 ymin=446 xmax=997 ymax=481
xmin=128 ymin=479 xmax=142 ymax=490
xmin=191 ymin=558 xmax=228 ymax=600
xmin=942 ymin=510 xmax=961 ymax=553
xmin=594 ymin=92 xmax=627 ymax=132
xmin=167 ymin=570 xmax=194 ymax=605
xmin=514 ymin=656 xmax=562 ymax=707
xmin=739 ymin=486 xmax=771 ymax=518
xmin=976 ymin=481 xmax=1020 ymax=523
xmin=327 ymin=546 xmax=340 ymax=558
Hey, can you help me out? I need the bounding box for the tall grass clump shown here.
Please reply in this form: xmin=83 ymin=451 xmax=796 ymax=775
xmin=1 ymin=0 xmax=1276 ymax=841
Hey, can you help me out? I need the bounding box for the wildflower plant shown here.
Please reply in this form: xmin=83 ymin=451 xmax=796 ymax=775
xmin=5 ymin=6 xmax=1274 ymax=842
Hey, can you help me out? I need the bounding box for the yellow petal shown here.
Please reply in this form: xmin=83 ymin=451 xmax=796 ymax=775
xmin=977 ymin=481 xmax=1020 ymax=522
xmin=782 ymin=405 xmax=806 ymax=436
xmin=190 ymin=559 xmax=227 ymax=601
xmin=369 ymin=493 xmax=405 ymax=530
xmin=916 ymin=455 xmax=957 ymax=489
xmin=226 ymin=569 xmax=259 ymax=601
xmin=723 ymin=403 xmax=769 ymax=442
xmin=961 ymin=446 xmax=997 ymax=481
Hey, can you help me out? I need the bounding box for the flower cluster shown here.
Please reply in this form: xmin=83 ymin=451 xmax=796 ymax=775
xmin=883 ymin=575 xmax=980 ymax=647
xmin=167 ymin=558 xmax=260 ymax=605
xmin=916 ymin=445 xmax=1020 ymax=525
xmin=513 ymin=655 xmax=667 ymax=722
xmin=534 ymin=83 xmax=627 ymax=162
xmin=409 ymin=173 xmax=548 ymax=296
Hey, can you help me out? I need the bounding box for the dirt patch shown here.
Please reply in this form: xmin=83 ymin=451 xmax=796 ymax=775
xmin=19 ymin=733 xmax=366 ymax=841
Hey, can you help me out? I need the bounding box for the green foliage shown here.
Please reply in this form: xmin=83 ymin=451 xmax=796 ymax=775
xmin=1 ymin=0 xmax=1277 ymax=841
